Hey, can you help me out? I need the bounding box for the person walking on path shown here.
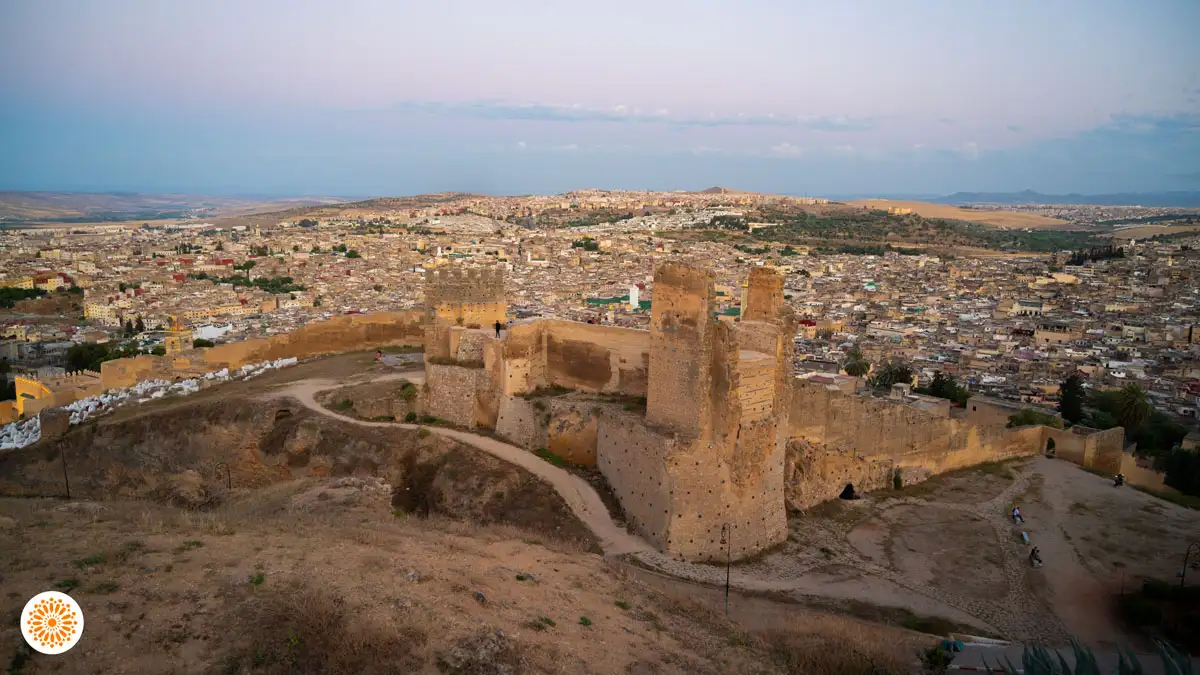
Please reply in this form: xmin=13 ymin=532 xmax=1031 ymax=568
xmin=1012 ymin=506 xmax=1023 ymax=523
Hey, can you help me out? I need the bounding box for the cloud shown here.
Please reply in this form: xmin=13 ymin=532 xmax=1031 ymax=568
xmin=769 ymin=142 xmax=803 ymax=157
xmin=376 ymin=99 xmax=874 ymax=131
xmin=959 ymin=142 xmax=980 ymax=159
xmin=1006 ymin=124 xmax=1022 ymax=133
xmin=515 ymin=141 xmax=526 ymax=151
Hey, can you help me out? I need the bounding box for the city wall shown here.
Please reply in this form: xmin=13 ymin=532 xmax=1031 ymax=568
xmin=424 ymin=265 xmax=506 ymax=360
xmin=498 ymin=320 xmax=650 ymax=396
xmin=9 ymin=312 xmax=426 ymax=417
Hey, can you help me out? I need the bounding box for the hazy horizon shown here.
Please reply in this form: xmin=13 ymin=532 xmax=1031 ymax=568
xmin=2 ymin=0 xmax=1198 ymax=196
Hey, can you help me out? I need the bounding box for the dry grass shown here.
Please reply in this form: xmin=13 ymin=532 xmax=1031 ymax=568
xmin=761 ymin=629 xmax=912 ymax=674
xmin=850 ymin=199 xmax=1071 ymax=229
xmin=223 ymin=579 xmax=429 ymax=674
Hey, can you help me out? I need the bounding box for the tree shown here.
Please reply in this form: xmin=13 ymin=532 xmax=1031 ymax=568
xmin=346 ymin=250 xmax=361 ymax=259
xmin=1007 ymin=409 xmax=1063 ymax=429
xmin=311 ymin=245 xmax=321 ymax=253
xmin=1058 ymin=373 xmax=1085 ymax=425
xmin=815 ymin=328 xmax=834 ymax=341
xmin=842 ymin=346 xmax=870 ymax=377
xmin=134 ymin=316 xmax=146 ymax=333
xmin=373 ymin=284 xmax=384 ymax=292
xmin=123 ymin=319 xmax=134 ymax=337
xmin=868 ymin=359 xmax=912 ymax=389
xmin=192 ymin=338 xmax=216 ymax=348
xmin=292 ymin=245 xmax=300 ymax=252
xmin=1115 ymin=383 xmax=1151 ymax=434
xmin=918 ymin=371 xmax=970 ymax=407
xmin=66 ymin=343 xmax=110 ymax=372
xmin=215 ymin=241 xmax=225 ymax=251
xmin=150 ymin=346 xmax=166 ymax=356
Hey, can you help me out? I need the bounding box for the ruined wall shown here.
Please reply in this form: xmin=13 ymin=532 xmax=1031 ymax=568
xmin=497 ymin=320 xmax=650 ymax=397
xmin=0 ymin=401 xmax=15 ymax=424
xmin=423 ymin=264 xmax=506 ymax=359
xmin=647 ymin=262 xmax=715 ymax=434
xmin=742 ymin=266 xmax=784 ymax=322
xmin=424 ymin=364 xmax=495 ymax=428
xmin=544 ymin=321 xmax=650 ymax=395
xmin=494 ymin=396 xmax=549 ymax=450
xmin=785 ymin=380 xmax=1045 ymax=509
xmin=596 ymin=410 xmax=675 ymax=551
xmin=204 ymin=310 xmax=424 ymax=368
xmin=1044 ymin=425 xmax=1124 ymax=475
xmin=546 ymin=399 xmax=604 ymax=466
xmin=499 ymin=323 xmax=547 ymax=396
xmin=101 ymin=355 xmax=171 ymax=390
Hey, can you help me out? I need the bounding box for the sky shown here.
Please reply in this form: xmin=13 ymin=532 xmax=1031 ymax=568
xmin=1 ymin=0 xmax=1198 ymax=198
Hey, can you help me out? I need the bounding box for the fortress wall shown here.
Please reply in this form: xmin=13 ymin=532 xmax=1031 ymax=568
xmin=546 ymin=399 xmax=603 ymax=467
xmin=500 ymin=323 xmax=546 ymax=395
xmin=1045 ymin=427 xmax=1088 ymax=465
xmin=424 ymin=364 xmax=494 ymax=428
xmin=543 ymin=321 xmax=650 ymax=395
xmin=647 ymin=262 xmax=715 ymax=432
xmin=785 ymin=380 xmax=1045 ymax=509
xmin=1085 ymin=427 xmax=1125 ymax=475
xmin=663 ymin=429 xmax=789 ymax=562
xmin=206 ymin=311 xmax=424 ymax=368
xmin=101 ymin=355 xmax=169 ymax=390
xmin=494 ymin=396 xmax=549 ymax=450
xmin=742 ymin=267 xmax=784 ymax=323
xmin=596 ymin=410 xmax=675 ymax=551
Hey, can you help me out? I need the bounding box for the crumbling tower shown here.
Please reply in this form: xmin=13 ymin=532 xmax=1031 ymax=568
xmin=633 ymin=261 xmax=789 ymax=561
xmin=647 ymin=262 xmax=716 ymax=434
xmin=422 ymin=263 xmax=507 ymax=359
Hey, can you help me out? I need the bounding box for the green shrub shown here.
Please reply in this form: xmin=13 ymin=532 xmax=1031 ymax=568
xmin=404 ymin=411 xmax=418 ymax=423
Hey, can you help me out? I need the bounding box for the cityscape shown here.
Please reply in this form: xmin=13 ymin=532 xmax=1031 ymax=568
xmin=2 ymin=0 xmax=1200 ymax=673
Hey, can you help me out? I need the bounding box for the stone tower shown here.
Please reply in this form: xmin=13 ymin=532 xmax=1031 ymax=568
xmin=163 ymin=315 xmax=191 ymax=354
xmin=636 ymin=261 xmax=789 ymax=561
xmin=422 ymin=263 xmax=507 ymax=359
xmin=646 ymin=262 xmax=715 ymax=434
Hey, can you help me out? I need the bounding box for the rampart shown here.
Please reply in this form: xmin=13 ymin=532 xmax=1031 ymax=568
xmin=785 ymin=380 xmax=1125 ymax=508
xmin=17 ymin=311 xmax=426 ymax=413
xmin=424 ymin=264 xmax=506 ymax=359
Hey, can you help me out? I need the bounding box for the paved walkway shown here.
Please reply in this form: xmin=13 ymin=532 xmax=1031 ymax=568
xmin=265 ymin=374 xmax=654 ymax=557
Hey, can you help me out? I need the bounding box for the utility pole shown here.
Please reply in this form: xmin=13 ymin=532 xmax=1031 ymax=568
xmin=58 ymin=441 xmax=71 ymax=500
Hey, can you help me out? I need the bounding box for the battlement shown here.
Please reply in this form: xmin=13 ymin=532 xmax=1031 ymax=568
xmin=424 ymin=264 xmax=506 ymax=305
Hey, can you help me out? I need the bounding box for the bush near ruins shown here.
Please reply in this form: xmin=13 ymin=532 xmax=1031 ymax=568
xmin=1006 ymin=409 xmax=1063 ymax=429
xmin=867 ymin=359 xmax=912 ymax=389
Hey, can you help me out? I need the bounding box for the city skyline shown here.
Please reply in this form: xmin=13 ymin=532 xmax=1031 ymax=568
xmin=2 ymin=0 xmax=1198 ymax=195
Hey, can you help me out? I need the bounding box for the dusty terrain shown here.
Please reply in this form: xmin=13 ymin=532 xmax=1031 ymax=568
xmin=634 ymin=457 xmax=1200 ymax=648
xmin=1101 ymin=224 xmax=1200 ymax=240
xmin=850 ymin=199 xmax=1072 ymax=229
xmin=0 ymin=484 xmax=926 ymax=674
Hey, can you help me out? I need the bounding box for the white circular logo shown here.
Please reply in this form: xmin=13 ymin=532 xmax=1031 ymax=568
xmin=20 ymin=591 xmax=84 ymax=655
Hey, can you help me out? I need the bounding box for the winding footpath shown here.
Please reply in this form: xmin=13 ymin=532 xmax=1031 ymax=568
xmin=265 ymin=374 xmax=653 ymax=557
xmin=263 ymin=371 xmax=1116 ymax=650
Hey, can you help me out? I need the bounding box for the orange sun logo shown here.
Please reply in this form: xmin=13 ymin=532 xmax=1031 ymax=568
xmin=21 ymin=591 xmax=84 ymax=655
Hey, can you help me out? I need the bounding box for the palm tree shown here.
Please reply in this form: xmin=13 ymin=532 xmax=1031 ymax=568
xmin=842 ymin=346 xmax=870 ymax=377
xmin=1115 ymin=383 xmax=1152 ymax=433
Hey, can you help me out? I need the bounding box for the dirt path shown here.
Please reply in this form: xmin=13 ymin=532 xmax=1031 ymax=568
xmin=265 ymin=375 xmax=654 ymax=557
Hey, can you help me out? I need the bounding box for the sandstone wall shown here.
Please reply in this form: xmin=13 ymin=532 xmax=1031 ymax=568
xmin=494 ymin=396 xmax=549 ymax=450
xmin=596 ymin=410 xmax=675 ymax=551
xmin=498 ymin=320 xmax=650 ymax=396
xmin=647 ymin=262 xmax=714 ymax=433
xmin=203 ymin=311 xmax=424 ymax=369
xmin=785 ymin=380 xmax=1045 ymax=509
xmin=424 ymin=364 xmax=494 ymax=428
xmin=546 ymin=399 xmax=603 ymax=466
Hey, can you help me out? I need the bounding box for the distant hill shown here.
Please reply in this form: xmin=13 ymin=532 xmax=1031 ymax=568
xmin=696 ymin=186 xmax=747 ymax=195
xmin=935 ymin=190 xmax=1200 ymax=207
xmin=0 ymin=191 xmax=346 ymax=223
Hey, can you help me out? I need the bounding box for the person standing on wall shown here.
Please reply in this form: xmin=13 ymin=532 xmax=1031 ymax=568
xmin=494 ymin=320 xmax=502 ymax=338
